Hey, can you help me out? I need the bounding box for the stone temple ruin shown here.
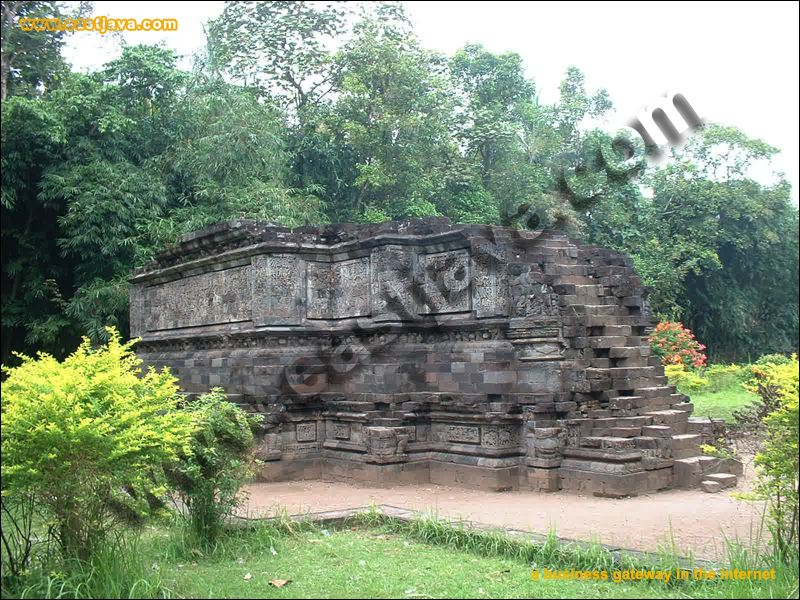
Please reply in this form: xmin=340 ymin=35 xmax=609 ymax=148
xmin=130 ymin=218 xmax=740 ymax=497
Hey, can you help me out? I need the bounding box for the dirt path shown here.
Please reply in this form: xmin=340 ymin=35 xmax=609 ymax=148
xmin=242 ymin=460 xmax=766 ymax=561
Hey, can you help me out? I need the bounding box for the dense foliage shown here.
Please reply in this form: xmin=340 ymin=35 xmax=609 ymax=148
xmin=1 ymin=1 xmax=798 ymax=363
xmin=168 ymin=389 xmax=263 ymax=548
xmin=0 ymin=328 xmax=194 ymax=561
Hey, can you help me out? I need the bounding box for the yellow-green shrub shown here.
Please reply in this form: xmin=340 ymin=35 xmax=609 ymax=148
xmin=1 ymin=328 xmax=194 ymax=561
xmin=664 ymin=364 xmax=709 ymax=393
xmin=665 ymin=363 xmax=746 ymax=396
xmin=745 ymin=355 xmax=799 ymax=561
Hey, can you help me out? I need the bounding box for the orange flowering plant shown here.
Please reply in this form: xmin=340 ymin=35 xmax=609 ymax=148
xmin=649 ymin=321 xmax=707 ymax=370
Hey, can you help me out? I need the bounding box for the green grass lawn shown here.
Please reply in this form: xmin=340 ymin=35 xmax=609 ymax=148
xmin=156 ymin=528 xmax=645 ymax=599
xmin=149 ymin=528 xmax=777 ymax=599
xmin=6 ymin=515 xmax=797 ymax=599
xmin=688 ymin=387 xmax=758 ymax=422
xmin=130 ymin=516 xmax=796 ymax=600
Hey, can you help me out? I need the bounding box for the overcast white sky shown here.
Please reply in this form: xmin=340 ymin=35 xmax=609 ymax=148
xmin=63 ymin=1 xmax=799 ymax=199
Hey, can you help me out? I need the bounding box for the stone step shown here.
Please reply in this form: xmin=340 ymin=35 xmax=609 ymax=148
xmin=613 ymin=380 xmax=669 ymax=394
xmin=719 ymin=458 xmax=744 ymax=476
xmin=602 ymin=325 xmax=633 ymax=336
xmin=584 ymin=315 xmax=654 ymax=327
xmin=635 ymin=386 xmax=677 ymax=398
xmin=562 ymin=446 xmax=643 ymax=462
xmin=583 ymin=305 xmax=626 ymax=316
xmin=642 ymin=408 xmax=688 ymax=434
xmin=608 ymin=396 xmax=649 ymax=411
xmin=673 ymin=456 xmax=724 ymax=488
xmin=544 ymin=264 xmax=590 ymax=276
xmin=700 ymin=480 xmax=723 ymax=493
xmin=609 ymin=426 xmax=642 ymax=437
xmin=554 ymin=283 xmax=603 ymax=296
xmin=687 ymin=416 xmax=711 ymax=434
xmin=608 ymin=366 xmax=658 ymax=379
xmin=671 ymin=433 xmax=702 ymax=459
xmin=587 ymin=409 xmax=613 ymax=418
xmin=609 ymin=346 xmax=646 ymax=358
xmin=562 ymin=291 xmax=608 ymax=305
xmin=615 ymin=415 xmax=653 ymax=427
xmin=589 ymin=358 xmax=612 ymax=368
xmin=641 ymin=424 xmax=673 ymax=437
xmin=705 ymin=472 xmax=737 ymax=489
xmin=686 ymin=416 xmax=728 ymax=440
xmin=644 ymin=410 xmax=689 ymax=425
xmin=591 ymin=417 xmax=619 ymax=428
xmin=593 ymin=265 xmax=634 ymax=277
xmin=613 ymin=356 xmax=649 ymax=368
xmin=563 ymin=418 xmax=595 ymax=435
xmin=588 ymin=336 xmax=628 ymax=348
xmin=562 ymin=295 xmax=617 ymax=307
xmin=557 ymin=275 xmax=595 ymax=285
xmin=633 ymin=436 xmax=671 ymax=456
xmin=585 ymin=367 xmax=658 ymax=381
xmin=629 ymin=398 xmax=673 ymax=412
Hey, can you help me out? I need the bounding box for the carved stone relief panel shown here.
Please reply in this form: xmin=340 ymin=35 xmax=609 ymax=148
xmin=146 ymin=266 xmax=250 ymax=331
xmin=251 ymin=254 xmax=305 ymax=325
xmin=419 ymin=250 xmax=471 ymax=314
xmin=333 ymin=422 xmax=351 ymax=440
xmin=307 ymin=262 xmax=334 ymax=319
xmin=371 ymin=245 xmax=419 ymax=321
xmin=129 ymin=284 xmax=147 ymax=336
xmin=471 ymin=240 xmax=510 ymax=318
xmin=332 ymin=258 xmax=371 ymax=318
xmin=296 ymin=422 xmax=317 ymax=442
xmin=481 ymin=425 xmax=520 ymax=448
xmin=446 ymin=425 xmax=480 ymax=444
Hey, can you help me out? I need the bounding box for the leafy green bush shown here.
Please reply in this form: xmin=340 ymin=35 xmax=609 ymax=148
xmin=755 ymin=353 xmax=795 ymax=367
xmin=703 ymin=363 xmax=745 ymax=392
xmin=168 ymin=389 xmax=263 ymax=549
xmin=1 ymin=328 xmax=194 ymax=562
xmin=664 ymin=364 xmax=708 ymax=393
xmin=734 ymin=355 xmax=799 ymax=428
xmin=745 ymin=355 xmax=799 ymax=561
xmin=665 ymin=363 xmax=746 ymax=395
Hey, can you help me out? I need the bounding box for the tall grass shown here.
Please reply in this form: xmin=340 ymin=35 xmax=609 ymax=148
xmin=349 ymin=510 xmax=649 ymax=572
xmin=1 ymin=510 xmax=315 ymax=599
xmin=149 ymin=509 xmax=317 ymax=563
xmin=3 ymin=534 xmax=167 ymax=600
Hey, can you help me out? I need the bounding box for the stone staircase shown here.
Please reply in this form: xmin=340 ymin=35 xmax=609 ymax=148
xmin=559 ymin=372 xmax=742 ymax=496
xmin=548 ymin=243 xmax=742 ymax=497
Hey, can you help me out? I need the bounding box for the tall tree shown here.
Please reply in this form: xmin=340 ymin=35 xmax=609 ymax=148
xmin=321 ymin=13 xmax=456 ymax=222
xmin=584 ymin=124 xmax=799 ymax=360
xmin=207 ymin=0 xmax=345 ymax=113
xmin=1 ymin=0 xmax=89 ymax=100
